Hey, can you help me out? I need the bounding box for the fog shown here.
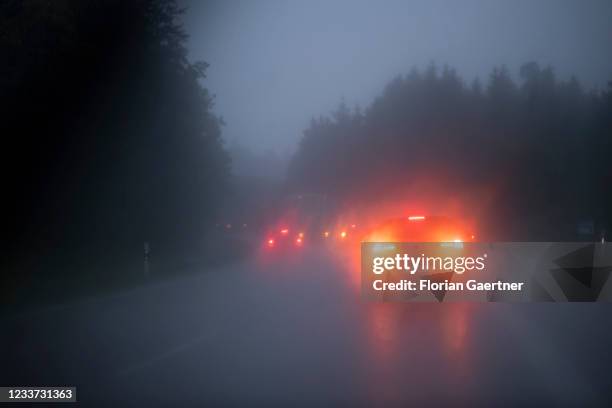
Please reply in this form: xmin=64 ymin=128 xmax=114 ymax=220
xmin=3 ymin=2 xmax=612 ymax=405
xmin=184 ymin=0 xmax=612 ymax=155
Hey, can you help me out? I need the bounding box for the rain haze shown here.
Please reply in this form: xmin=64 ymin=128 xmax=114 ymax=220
xmin=4 ymin=1 xmax=612 ymax=405
xmin=184 ymin=0 xmax=612 ymax=155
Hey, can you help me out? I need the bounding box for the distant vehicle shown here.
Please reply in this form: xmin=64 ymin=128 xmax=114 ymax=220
xmin=263 ymin=194 xmax=361 ymax=250
xmin=264 ymin=223 xmax=359 ymax=250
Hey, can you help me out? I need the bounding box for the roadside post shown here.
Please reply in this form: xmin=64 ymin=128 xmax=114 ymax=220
xmin=144 ymin=241 xmax=150 ymax=278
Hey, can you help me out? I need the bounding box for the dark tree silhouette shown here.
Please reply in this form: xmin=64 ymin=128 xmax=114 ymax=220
xmin=1 ymin=0 xmax=229 ymax=271
xmin=288 ymin=63 xmax=612 ymax=240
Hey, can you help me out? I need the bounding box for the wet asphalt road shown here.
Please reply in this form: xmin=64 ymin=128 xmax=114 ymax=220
xmin=2 ymin=247 xmax=612 ymax=406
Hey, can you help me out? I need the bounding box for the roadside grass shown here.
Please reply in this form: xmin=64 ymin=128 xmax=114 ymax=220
xmin=1 ymin=235 xmax=254 ymax=317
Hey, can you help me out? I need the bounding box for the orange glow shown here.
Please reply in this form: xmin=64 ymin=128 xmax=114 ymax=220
xmin=298 ymin=232 xmax=304 ymax=238
xmin=323 ymin=231 xmax=330 ymax=238
xmin=408 ymin=215 xmax=425 ymax=221
xmin=340 ymin=231 xmax=347 ymax=239
xmin=280 ymin=228 xmax=289 ymax=235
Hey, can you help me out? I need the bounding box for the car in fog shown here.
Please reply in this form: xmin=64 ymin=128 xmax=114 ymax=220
xmin=362 ymin=215 xmax=475 ymax=243
xmin=262 ymin=193 xmax=360 ymax=250
xmin=264 ymin=223 xmax=359 ymax=250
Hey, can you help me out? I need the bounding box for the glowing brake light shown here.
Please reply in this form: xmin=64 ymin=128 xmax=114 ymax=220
xmin=280 ymin=229 xmax=289 ymax=235
xmin=408 ymin=216 xmax=426 ymax=221
xmin=267 ymin=238 xmax=275 ymax=247
xmin=295 ymin=237 xmax=303 ymax=245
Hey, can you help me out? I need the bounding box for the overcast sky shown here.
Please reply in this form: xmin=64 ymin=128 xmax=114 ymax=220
xmin=183 ymin=0 xmax=612 ymax=154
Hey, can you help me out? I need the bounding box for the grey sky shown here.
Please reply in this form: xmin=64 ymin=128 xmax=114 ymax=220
xmin=183 ymin=0 xmax=612 ymax=154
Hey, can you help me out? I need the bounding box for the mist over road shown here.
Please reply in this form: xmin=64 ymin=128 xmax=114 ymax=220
xmin=3 ymin=249 xmax=611 ymax=406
